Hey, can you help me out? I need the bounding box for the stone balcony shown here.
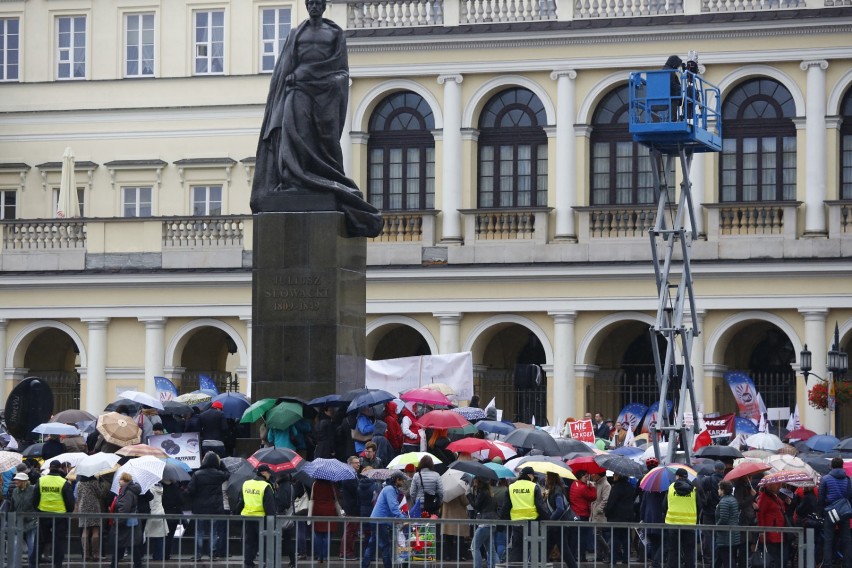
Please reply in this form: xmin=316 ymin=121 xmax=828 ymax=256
xmin=1 ymin=202 xmax=849 ymax=271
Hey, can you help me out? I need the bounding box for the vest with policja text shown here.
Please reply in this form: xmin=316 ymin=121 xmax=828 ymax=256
xmin=665 ymin=483 xmax=697 ymax=525
xmin=509 ymin=479 xmax=538 ymax=520
xmin=38 ymin=474 xmax=67 ymax=513
xmin=241 ymin=479 xmax=268 ymax=517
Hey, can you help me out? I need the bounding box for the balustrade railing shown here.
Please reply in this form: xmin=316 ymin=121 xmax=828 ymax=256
xmin=461 ymin=0 xmax=558 ymax=22
xmin=470 ymin=208 xmax=545 ymax=240
xmin=347 ymin=0 xmax=444 ymax=27
xmin=2 ymin=220 xmax=87 ymax=250
xmin=577 ymin=205 xmax=657 ymax=240
xmin=162 ymin=217 xmax=245 ymax=248
xmin=574 ymin=0 xmax=681 ymax=18
xmin=372 ymin=212 xmax=427 ymax=242
xmin=827 ymin=201 xmax=852 ymax=237
xmin=701 ymin=0 xmax=805 ymax=11
xmin=705 ymin=201 xmax=800 ymax=238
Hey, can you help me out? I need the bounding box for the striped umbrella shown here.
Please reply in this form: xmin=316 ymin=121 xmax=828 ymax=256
xmin=303 ymin=458 xmax=358 ymax=482
xmin=451 ymin=407 xmax=487 ymax=421
xmin=116 ymin=444 xmax=168 ymax=458
xmin=111 ymin=455 xmax=166 ymax=493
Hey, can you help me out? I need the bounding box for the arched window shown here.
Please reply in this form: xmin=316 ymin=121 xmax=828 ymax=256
xmin=841 ymin=86 xmax=852 ymax=200
xmin=477 ymin=88 xmax=548 ymax=208
xmin=367 ymin=91 xmax=435 ymax=210
xmin=589 ymin=85 xmax=659 ymax=206
xmin=720 ymin=78 xmax=796 ymax=202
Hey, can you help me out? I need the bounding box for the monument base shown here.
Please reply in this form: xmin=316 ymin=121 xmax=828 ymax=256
xmin=251 ymin=211 xmax=366 ymax=401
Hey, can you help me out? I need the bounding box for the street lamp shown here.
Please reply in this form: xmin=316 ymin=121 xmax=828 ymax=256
xmin=800 ymin=322 xmax=849 ymax=434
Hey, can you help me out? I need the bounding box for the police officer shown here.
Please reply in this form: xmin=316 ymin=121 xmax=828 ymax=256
xmin=502 ymin=466 xmax=547 ymax=562
xmin=237 ymin=464 xmax=275 ymax=568
xmin=663 ymin=468 xmax=698 ymax=568
xmin=33 ymin=460 xmax=74 ymax=568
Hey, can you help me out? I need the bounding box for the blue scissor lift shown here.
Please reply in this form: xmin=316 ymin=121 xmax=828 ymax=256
xmin=628 ymin=68 xmax=722 ymax=465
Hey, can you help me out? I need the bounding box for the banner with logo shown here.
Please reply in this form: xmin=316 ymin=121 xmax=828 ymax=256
xmin=148 ymin=432 xmax=201 ymax=469
xmin=365 ymin=353 xmax=474 ymax=400
xmin=155 ymin=377 xmax=179 ymax=402
xmin=641 ymin=400 xmax=672 ymax=434
xmin=724 ymin=371 xmax=762 ymax=421
xmin=616 ymin=403 xmax=649 ymax=433
xmin=567 ymin=419 xmax=596 ymax=443
xmin=704 ymin=413 xmax=736 ymax=438
xmin=735 ymin=416 xmax=759 ymax=435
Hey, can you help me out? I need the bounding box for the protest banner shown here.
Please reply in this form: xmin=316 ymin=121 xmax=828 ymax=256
xmin=149 ymin=432 xmax=201 ymax=469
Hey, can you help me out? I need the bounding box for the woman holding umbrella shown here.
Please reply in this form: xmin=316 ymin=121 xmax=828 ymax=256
xmin=76 ymin=474 xmax=106 ymax=561
xmin=110 ymin=472 xmax=143 ymax=568
xmin=757 ymin=481 xmax=788 ymax=568
xmin=309 ymin=477 xmax=342 ymax=563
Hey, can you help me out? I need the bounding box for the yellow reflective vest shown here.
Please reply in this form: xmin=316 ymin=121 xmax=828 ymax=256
xmin=665 ymin=482 xmax=697 ymax=525
xmin=509 ymin=479 xmax=538 ymax=520
xmin=38 ymin=474 xmax=67 ymax=513
xmin=241 ymin=479 xmax=268 ymax=517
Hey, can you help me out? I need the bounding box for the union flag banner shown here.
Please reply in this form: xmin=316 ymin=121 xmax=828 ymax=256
xmin=724 ymin=371 xmax=762 ymax=421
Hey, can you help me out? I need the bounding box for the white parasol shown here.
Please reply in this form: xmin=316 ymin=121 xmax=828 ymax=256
xmin=56 ymin=147 xmax=80 ymax=219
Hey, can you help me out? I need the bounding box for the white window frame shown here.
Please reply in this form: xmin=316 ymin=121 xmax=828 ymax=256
xmin=0 ymin=17 xmax=20 ymax=82
xmin=124 ymin=12 xmax=155 ymax=78
xmin=259 ymin=6 xmax=291 ymax=73
xmin=122 ymin=186 xmax=153 ymax=217
xmin=56 ymin=15 xmax=87 ymax=80
xmin=52 ymin=187 xmax=86 ymax=218
xmin=0 ymin=189 xmax=17 ymax=220
xmin=193 ymin=9 xmax=225 ymax=76
xmin=192 ymin=185 xmax=223 ymax=216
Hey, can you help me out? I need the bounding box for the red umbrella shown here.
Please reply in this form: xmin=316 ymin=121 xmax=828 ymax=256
xmin=723 ymin=461 xmax=771 ymax=481
xmin=401 ymin=388 xmax=452 ymax=407
xmin=783 ymin=428 xmax=817 ymax=442
xmin=446 ymin=438 xmax=499 ymax=456
xmin=566 ymin=455 xmax=606 ymax=475
xmin=247 ymin=447 xmax=304 ymax=473
xmin=417 ymin=410 xmax=471 ymax=430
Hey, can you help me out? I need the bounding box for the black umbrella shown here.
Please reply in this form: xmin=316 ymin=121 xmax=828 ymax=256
xmin=307 ymin=394 xmax=346 ymax=407
xmin=800 ymin=455 xmax=832 ymax=475
xmin=21 ymin=443 xmax=44 ymax=457
xmin=835 ymin=438 xmax=852 ymax=452
xmin=502 ymin=428 xmax=561 ymax=456
xmin=346 ymin=390 xmax=395 ymax=413
xmin=554 ymin=438 xmax=594 ymax=456
xmin=223 ymin=457 xmax=256 ymax=510
xmin=104 ymin=399 xmax=142 ymax=415
xmin=158 ymin=400 xmax=192 ymax=417
xmin=447 ymin=460 xmax=498 ymax=480
xmin=593 ymin=454 xmax=646 ymax=478
xmin=695 ymin=445 xmax=743 ymax=459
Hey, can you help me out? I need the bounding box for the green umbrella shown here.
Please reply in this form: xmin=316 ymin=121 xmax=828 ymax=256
xmin=264 ymin=401 xmax=304 ymax=430
xmin=240 ymin=398 xmax=277 ymax=424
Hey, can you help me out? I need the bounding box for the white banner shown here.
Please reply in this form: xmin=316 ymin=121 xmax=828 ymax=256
xmin=148 ymin=432 xmax=201 ymax=469
xmin=365 ymin=352 xmax=473 ymax=400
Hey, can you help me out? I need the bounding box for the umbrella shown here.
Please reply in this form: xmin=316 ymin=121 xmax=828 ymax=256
xmin=446 ymin=438 xmax=500 ymax=456
xmin=21 ymin=443 xmax=44 ymax=457
xmin=521 ymin=460 xmax=577 ymax=479
xmin=801 ymin=455 xmax=832 ymax=475
xmin=264 ymin=401 xmax=304 ymax=431
xmin=745 ymin=433 xmax=784 ymax=451
xmin=475 ymin=420 xmax=515 ymax=436
xmin=451 ymin=407 xmax=487 ymax=421
xmin=610 ymin=446 xmax=645 ymax=459
xmin=111 ymin=455 xmax=165 ymax=493
xmin=447 ymin=460 xmax=498 ymax=480
xmin=51 ymin=409 xmax=96 ymax=423
xmin=240 ymin=398 xmax=277 ymax=424
xmin=275 ymin=397 xmax=318 ymax=420
xmin=835 ymin=438 xmax=852 ymax=452
xmin=303 ymin=458 xmax=357 ymax=482
xmin=742 ymin=449 xmax=774 ymax=459
xmin=211 ymin=392 xmax=251 ymax=420
xmin=158 ymin=401 xmax=192 ymax=417
xmin=362 ymin=468 xmax=394 ymax=481
xmin=487 ymin=441 xmax=518 ymax=461
xmin=33 ymin=422 xmax=79 ymax=436
xmin=759 ymin=470 xmax=817 ymax=487
xmin=504 ymin=455 xmax=567 ymax=472
xmin=417 ymin=410 xmax=471 ymax=430
xmin=116 ymin=444 xmax=168 ymax=458
xmin=441 ymin=468 xmax=470 ymax=501
xmin=484 ymin=462 xmax=516 ymax=479
xmin=56 ymin=147 xmax=81 ymax=219
xmin=554 ymin=438 xmax=595 ymax=456
xmin=765 ymin=454 xmax=819 ymax=478
xmin=0 ymin=450 xmax=23 ymax=471
xmin=162 ymin=457 xmax=192 ymax=472
xmin=401 ymin=388 xmax=453 ymax=407
xmin=104 ymin=399 xmax=142 ymax=415
xmin=640 ymin=465 xmax=698 ymax=492
xmin=423 ymin=383 xmax=456 ymax=396
xmin=387 ymin=452 xmax=442 ymax=469
xmin=347 ymin=390 xmax=395 ymax=413
xmin=75 ymin=452 xmax=122 ymax=477
xmin=39 ymin=452 xmax=87 ymax=471
xmin=222 ymin=456 xmax=251 ymax=474
xmin=695 ymin=445 xmax=743 ymax=459
xmin=594 ymin=454 xmax=647 ymax=478
xmin=804 ymin=434 xmax=841 ymax=453
xmin=225 ymin=458 xmax=258 ymax=510
xmin=175 ymin=392 xmax=212 ymax=404
xmin=307 ymin=394 xmax=345 ymax=407
xmin=502 ymin=428 xmax=561 ymax=456
xmin=566 ymin=455 xmax=606 ymax=475
xmin=247 ymin=447 xmax=304 ymax=473
xmin=783 ymin=429 xmax=817 ymax=442
xmin=96 ymin=412 xmax=142 ymax=447
xmin=723 ymin=461 xmax=771 ymax=481
xmin=117 ymin=390 xmax=164 ymax=411
xmin=161 ymin=461 xmax=191 ymax=483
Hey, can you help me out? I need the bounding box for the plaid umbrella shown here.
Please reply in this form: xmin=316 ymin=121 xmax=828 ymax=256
xmin=362 ymin=468 xmax=393 ymax=480
xmin=33 ymin=422 xmax=79 ymax=436
xmin=116 ymin=444 xmax=168 ymax=458
xmin=96 ymin=412 xmax=142 ymax=447
xmin=74 ymin=452 xmax=121 ymax=478
xmin=247 ymin=447 xmax=304 ymax=473
xmin=51 ymin=409 xmax=97 ymax=423
xmin=451 ymin=407 xmax=487 ymax=421
xmin=303 ymin=458 xmax=357 ymax=482
xmin=240 ymin=398 xmax=277 ymax=424
xmin=0 ymin=450 xmax=23 ymax=471
xmin=110 ymin=455 xmax=165 ymax=493
xmin=640 ymin=465 xmax=699 ymax=492
xmin=759 ymin=470 xmax=817 ymax=486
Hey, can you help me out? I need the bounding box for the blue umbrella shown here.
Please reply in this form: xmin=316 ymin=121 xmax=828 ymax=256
xmin=484 ymin=462 xmax=516 ymax=479
xmin=303 ymin=458 xmax=357 ymax=482
xmin=475 ymin=420 xmax=515 ymax=436
xmin=308 ymin=394 xmax=345 ymax=407
xmin=346 ymin=390 xmax=395 ymax=413
xmin=212 ymin=392 xmax=251 ymax=420
xmin=162 ymin=457 xmax=192 ymax=472
xmin=611 ymin=446 xmax=645 ymax=458
xmin=805 ymin=434 xmax=840 ymax=453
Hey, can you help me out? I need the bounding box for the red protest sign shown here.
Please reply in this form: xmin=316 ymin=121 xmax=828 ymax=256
xmin=704 ymin=413 xmax=735 ymax=438
xmin=568 ymin=419 xmax=595 ymax=443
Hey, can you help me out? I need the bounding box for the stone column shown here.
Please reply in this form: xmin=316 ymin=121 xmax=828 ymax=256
xmin=139 ymin=317 xmax=166 ymax=395
xmin=438 ymin=74 xmax=463 ymax=243
xmin=434 ymin=312 xmax=462 ymax=354
xmin=0 ymin=319 xmax=7 ymax=398
xmin=800 ymin=309 xmax=829 ymax=433
xmin=801 ymin=60 xmax=829 ymax=236
xmin=83 ymin=318 xmax=110 ymax=415
xmin=241 ymin=316 xmax=253 ymax=397
xmin=551 ymin=70 xmax=577 ymax=241
xmin=549 ymin=311 xmax=577 ymax=421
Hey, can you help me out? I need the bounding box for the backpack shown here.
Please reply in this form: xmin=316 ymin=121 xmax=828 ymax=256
xmin=419 ymin=472 xmax=440 ymax=516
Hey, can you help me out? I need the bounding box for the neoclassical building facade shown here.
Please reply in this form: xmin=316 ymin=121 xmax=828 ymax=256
xmin=1 ymin=0 xmax=851 ymax=433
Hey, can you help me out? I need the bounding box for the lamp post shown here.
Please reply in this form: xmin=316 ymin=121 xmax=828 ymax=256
xmin=801 ymin=323 xmax=849 ymax=435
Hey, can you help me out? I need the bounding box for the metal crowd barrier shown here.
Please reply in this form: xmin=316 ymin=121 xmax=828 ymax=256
xmin=0 ymin=512 xmax=814 ymax=567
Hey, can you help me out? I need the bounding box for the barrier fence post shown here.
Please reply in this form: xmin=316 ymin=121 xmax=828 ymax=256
xmin=804 ymin=527 xmax=813 ymax=568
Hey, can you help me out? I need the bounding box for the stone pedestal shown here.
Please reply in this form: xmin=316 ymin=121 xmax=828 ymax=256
xmin=252 ymin=211 xmax=366 ymax=401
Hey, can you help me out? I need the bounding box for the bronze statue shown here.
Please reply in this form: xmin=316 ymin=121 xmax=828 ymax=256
xmin=251 ymin=0 xmax=383 ymax=238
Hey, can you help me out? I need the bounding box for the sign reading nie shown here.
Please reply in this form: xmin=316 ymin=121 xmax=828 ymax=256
xmin=568 ymin=419 xmax=596 ymax=443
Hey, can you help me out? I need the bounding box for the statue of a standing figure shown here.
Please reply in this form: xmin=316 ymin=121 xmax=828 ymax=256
xmin=251 ymin=0 xmax=383 ymax=238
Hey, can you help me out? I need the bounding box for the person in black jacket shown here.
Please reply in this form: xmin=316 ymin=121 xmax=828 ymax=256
xmin=187 ymin=451 xmax=230 ymax=560
xmin=161 ymin=480 xmax=186 ymax=560
xmin=313 ymin=407 xmax=337 ymax=459
xmin=604 ymin=473 xmax=636 ymax=564
xmin=699 ymin=461 xmax=725 ymax=561
xmin=198 ymin=402 xmax=229 ymax=456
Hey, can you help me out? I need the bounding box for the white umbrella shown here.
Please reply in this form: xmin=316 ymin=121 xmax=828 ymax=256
xmin=56 ymin=147 xmax=80 ymax=219
xmin=33 ymin=422 xmax=79 ymax=436
xmin=440 ymin=468 xmax=469 ymax=502
xmin=40 ymin=452 xmax=88 ymax=472
xmin=117 ymin=390 xmax=164 ymax=411
xmin=75 ymin=452 xmax=122 ymax=477
xmin=110 ymin=455 xmax=166 ymax=494
xmin=745 ymin=432 xmax=784 ymax=451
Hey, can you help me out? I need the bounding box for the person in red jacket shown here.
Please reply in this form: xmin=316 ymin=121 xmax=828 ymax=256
xmin=757 ymin=482 xmax=787 ymax=567
xmin=383 ymin=402 xmax=404 ymax=453
xmin=568 ymin=470 xmax=597 ymax=561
